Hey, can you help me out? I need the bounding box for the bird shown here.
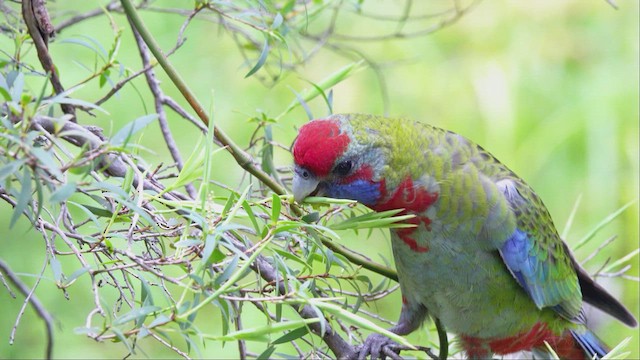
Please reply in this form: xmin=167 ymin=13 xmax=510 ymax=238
xmin=290 ymin=113 xmax=637 ymax=359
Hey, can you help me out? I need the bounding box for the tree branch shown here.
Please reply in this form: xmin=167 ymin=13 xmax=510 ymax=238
xmin=0 ymin=259 xmax=54 ymax=360
xmin=229 ymin=236 xmax=356 ymax=359
xmin=127 ymin=15 xmax=198 ymax=199
xmin=22 ymin=0 xmax=76 ymax=120
xmin=119 ymin=0 xmax=288 ymax=197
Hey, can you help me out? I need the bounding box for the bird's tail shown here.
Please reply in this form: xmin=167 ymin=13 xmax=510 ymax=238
xmin=532 ymin=328 xmax=609 ymax=359
xmin=569 ymin=328 xmax=609 ymax=359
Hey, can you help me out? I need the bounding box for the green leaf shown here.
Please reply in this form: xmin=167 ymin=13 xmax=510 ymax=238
xmin=202 ymin=232 xmax=220 ymax=266
xmin=113 ymin=305 xmax=161 ymax=326
xmin=111 ymin=114 xmax=158 ymax=146
xmin=257 ymin=345 xmax=276 ymax=360
xmin=271 ymin=193 xmax=282 ymax=223
xmin=0 ymin=159 xmax=26 ymax=182
xmin=280 ymin=60 xmax=365 ymax=117
xmin=10 ymin=168 xmax=32 ymax=228
xmin=148 ymin=314 xmax=171 ymax=329
xmin=8 ymin=71 xmax=24 ymax=101
xmin=73 ymin=203 xmax=113 ymax=218
xmin=271 ymin=12 xmax=284 ymax=29
xmin=73 ymin=326 xmax=101 ymax=335
xmin=602 ymin=337 xmax=632 ymax=359
xmin=245 ymin=36 xmax=270 ymax=78
xmin=301 ymin=212 xmax=320 ymax=223
xmin=272 ymin=326 xmax=309 ymax=345
xmin=214 ymin=255 xmax=239 ymax=287
xmin=30 ymin=147 xmax=63 ymax=180
xmin=63 ymin=266 xmax=90 ymax=286
xmin=117 ymin=198 xmax=154 ymax=225
xmin=302 ymin=196 xmax=357 ymax=205
xmin=0 ymin=85 xmax=11 ymax=102
xmin=289 ymin=87 xmax=314 ymax=120
xmin=329 ymin=209 xmax=415 ymax=231
xmin=99 ymin=68 xmax=111 ymax=88
xmin=304 ymin=80 xmax=333 ymax=115
xmin=67 ymin=201 xmax=104 ymax=228
xmin=308 ymin=300 xmax=415 ymax=349
xmin=42 ymin=91 xmax=108 ymax=114
xmin=50 ymin=182 xmax=77 ymax=203
xmin=161 ymin=136 xmax=227 ymax=195
xmin=261 ymin=124 xmax=276 ymax=175
xmin=206 ymin=319 xmax=319 ymax=342
xmin=281 ymin=0 xmax=296 ymax=15
xmin=110 ymin=328 xmax=134 ymax=354
xmin=574 ymin=200 xmax=637 ymax=251
xmin=177 ymin=238 xmax=273 ymax=320
xmin=602 ymin=249 xmax=640 ymax=273
xmin=94 ymin=181 xmax=129 ymax=199
xmin=50 ymin=256 xmax=64 ymax=283
xmin=140 ymin=276 xmax=154 ymax=307
xmin=272 ymin=248 xmax=313 ymax=272
xmin=242 ymin=199 xmax=262 ymax=234
xmin=59 ymin=36 xmax=108 ymax=60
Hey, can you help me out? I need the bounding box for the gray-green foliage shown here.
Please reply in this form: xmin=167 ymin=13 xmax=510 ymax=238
xmin=0 ymin=1 xmax=483 ymax=358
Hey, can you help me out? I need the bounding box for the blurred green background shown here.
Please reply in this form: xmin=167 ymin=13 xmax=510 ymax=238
xmin=1 ymin=1 xmax=638 ymax=358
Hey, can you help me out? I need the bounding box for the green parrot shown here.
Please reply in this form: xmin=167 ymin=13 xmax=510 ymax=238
xmin=290 ymin=114 xmax=637 ymax=359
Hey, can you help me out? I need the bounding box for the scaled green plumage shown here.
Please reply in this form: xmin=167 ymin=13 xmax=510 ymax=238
xmin=291 ymin=113 xmax=636 ymax=359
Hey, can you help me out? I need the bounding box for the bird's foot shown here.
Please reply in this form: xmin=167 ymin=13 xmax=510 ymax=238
xmin=354 ymin=333 xmax=402 ymax=360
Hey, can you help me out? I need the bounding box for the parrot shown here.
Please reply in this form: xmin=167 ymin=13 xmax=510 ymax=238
xmin=290 ymin=113 xmax=637 ymax=359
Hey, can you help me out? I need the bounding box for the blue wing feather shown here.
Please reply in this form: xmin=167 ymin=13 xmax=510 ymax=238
xmin=496 ymin=179 xmax=582 ymax=321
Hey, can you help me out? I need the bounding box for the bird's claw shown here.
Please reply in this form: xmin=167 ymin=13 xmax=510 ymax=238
xmin=355 ymin=334 xmax=401 ymax=360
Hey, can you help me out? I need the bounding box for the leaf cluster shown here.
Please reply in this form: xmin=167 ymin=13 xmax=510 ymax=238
xmin=0 ymin=1 xmax=480 ymax=358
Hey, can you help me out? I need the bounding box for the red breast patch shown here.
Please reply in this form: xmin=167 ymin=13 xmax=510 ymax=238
xmin=372 ymin=177 xmax=439 ymax=252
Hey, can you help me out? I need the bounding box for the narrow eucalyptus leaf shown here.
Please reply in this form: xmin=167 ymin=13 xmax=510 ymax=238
xmin=111 ymin=114 xmax=158 ymax=146
xmin=148 ymin=314 xmax=171 ymax=329
xmin=50 ymin=182 xmax=77 ymax=203
xmin=0 ymin=159 xmax=26 ymax=182
xmin=113 ymin=305 xmax=161 ymax=326
xmin=64 ymin=266 xmax=90 ymax=285
xmin=50 ymin=256 xmax=63 ymax=283
xmin=245 ymin=37 xmax=270 ymax=78
xmin=271 ymin=193 xmax=282 ymax=223
xmin=214 ymin=255 xmax=240 ymax=287
xmin=10 ymin=168 xmax=32 ymax=228
xmin=272 ymin=326 xmax=309 ymax=345
xmin=257 ymin=346 xmax=276 ymax=360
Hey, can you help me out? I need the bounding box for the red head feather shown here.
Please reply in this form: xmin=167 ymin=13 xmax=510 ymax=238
xmin=293 ymin=119 xmax=349 ymax=177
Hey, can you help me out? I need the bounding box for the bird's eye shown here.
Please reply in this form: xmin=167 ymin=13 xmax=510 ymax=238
xmin=334 ymin=160 xmax=353 ymax=176
xmin=301 ymin=169 xmax=310 ymax=179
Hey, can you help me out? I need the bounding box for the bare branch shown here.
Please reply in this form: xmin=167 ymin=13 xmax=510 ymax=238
xmin=22 ymin=0 xmax=76 ymax=120
xmin=55 ymin=2 xmax=121 ymax=33
xmin=0 ymin=259 xmax=54 ymax=360
xmin=128 ymin=16 xmax=197 ymax=198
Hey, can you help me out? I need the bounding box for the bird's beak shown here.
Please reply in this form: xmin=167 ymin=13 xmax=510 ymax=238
xmin=292 ymin=173 xmax=320 ymax=203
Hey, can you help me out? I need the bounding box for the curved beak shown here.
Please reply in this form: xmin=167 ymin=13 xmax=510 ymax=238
xmin=292 ymin=173 xmax=320 ymax=203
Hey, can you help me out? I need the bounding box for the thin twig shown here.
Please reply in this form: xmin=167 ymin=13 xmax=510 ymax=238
xmin=232 ymin=300 xmax=247 ymax=360
xmin=148 ymin=331 xmax=190 ymax=359
xmin=128 ymin=18 xmax=197 ymax=199
xmin=0 ymin=259 xmax=55 ymax=360
xmin=582 ymin=235 xmax=617 ymax=265
xmin=55 ymin=1 xmax=121 ymax=33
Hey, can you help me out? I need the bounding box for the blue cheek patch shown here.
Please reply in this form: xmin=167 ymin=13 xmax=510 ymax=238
xmin=325 ymin=180 xmax=381 ymax=206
